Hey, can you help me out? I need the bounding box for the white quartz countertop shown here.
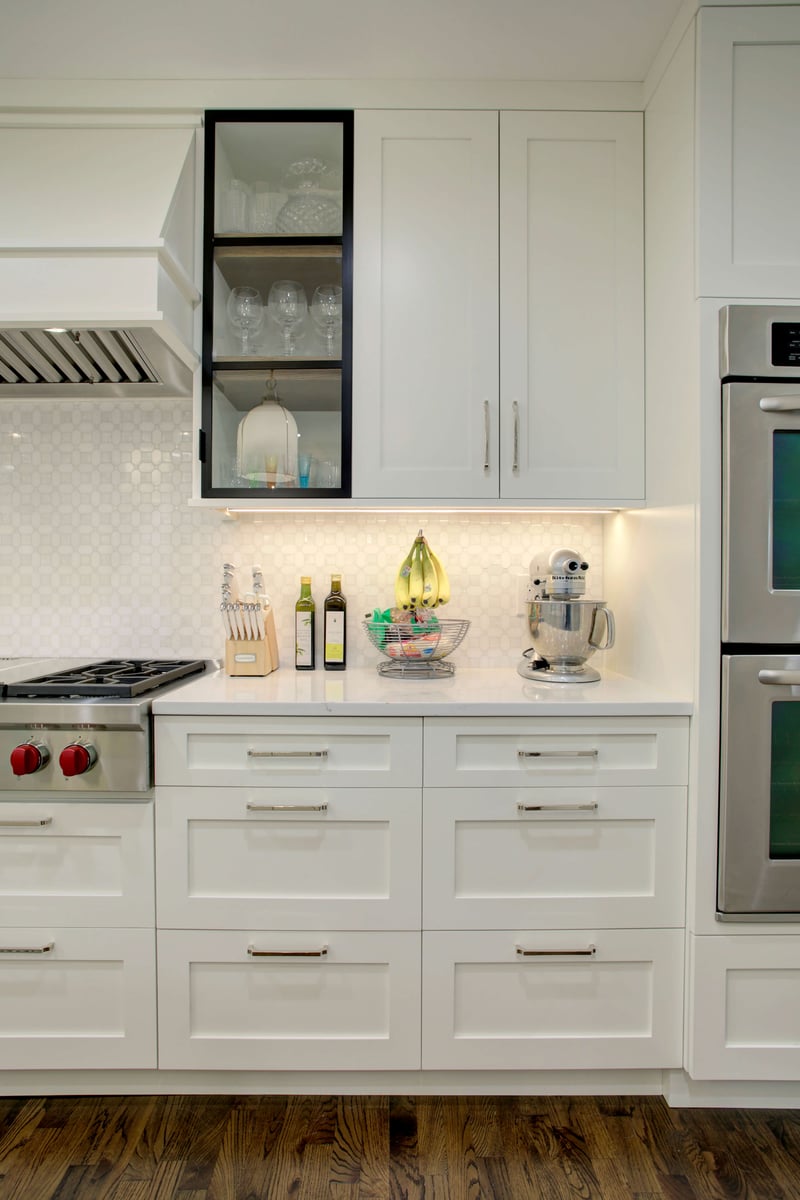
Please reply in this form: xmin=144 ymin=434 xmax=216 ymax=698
xmin=152 ymin=665 xmax=692 ymax=717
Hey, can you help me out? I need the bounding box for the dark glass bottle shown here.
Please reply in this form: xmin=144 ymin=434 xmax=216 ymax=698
xmin=323 ymin=574 xmax=347 ymax=671
xmin=295 ymin=576 xmax=316 ymax=670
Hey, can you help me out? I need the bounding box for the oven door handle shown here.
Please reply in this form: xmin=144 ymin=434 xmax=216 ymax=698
xmin=758 ymin=669 xmax=800 ymax=686
xmin=759 ymin=396 xmax=800 ymax=413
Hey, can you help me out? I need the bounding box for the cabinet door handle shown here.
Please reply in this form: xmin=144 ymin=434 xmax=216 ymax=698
xmin=247 ymin=945 xmax=328 ymax=958
xmin=517 ymin=749 xmax=599 ymax=760
xmin=246 ymin=802 xmax=328 ymax=812
xmin=0 ymin=943 xmax=54 ymax=955
xmin=512 ymin=399 xmax=520 ymax=472
xmin=483 ymin=400 xmax=490 ymax=470
xmin=247 ymin=749 xmax=328 ymax=759
xmin=0 ymin=817 xmax=52 ymax=827
xmin=759 ymin=396 xmax=800 ymax=413
xmin=515 ymin=944 xmax=596 ymax=958
xmin=517 ymin=801 xmax=598 ymax=812
xmin=758 ymin=670 xmax=800 ymax=686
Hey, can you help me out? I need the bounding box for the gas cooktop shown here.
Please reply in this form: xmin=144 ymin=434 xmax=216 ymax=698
xmin=3 ymin=658 xmax=206 ymax=699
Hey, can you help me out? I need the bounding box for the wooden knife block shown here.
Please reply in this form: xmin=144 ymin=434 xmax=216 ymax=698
xmin=225 ymin=607 xmax=279 ymax=677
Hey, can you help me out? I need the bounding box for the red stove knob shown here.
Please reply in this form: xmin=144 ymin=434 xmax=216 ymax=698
xmin=10 ymin=742 xmax=50 ymax=777
xmin=59 ymin=743 xmax=97 ymax=777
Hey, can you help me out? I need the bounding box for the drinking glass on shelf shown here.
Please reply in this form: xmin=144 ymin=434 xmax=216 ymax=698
xmin=310 ymin=284 xmax=343 ymax=357
xmin=226 ymin=287 xmax=264 ymax=354
xmin=268 ymin=280 xmax=308 ymax=356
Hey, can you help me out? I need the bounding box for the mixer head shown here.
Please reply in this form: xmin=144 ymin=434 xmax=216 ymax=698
xmin=528 ymin=547 xmax=590 ymax=600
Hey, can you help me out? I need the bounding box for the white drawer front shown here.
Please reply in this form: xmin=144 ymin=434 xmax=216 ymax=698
xmin=0 ymin=802 xmax=154 ymax=927
xmin=156 ymin=716 xmax=422 ymax=788
xmin=424 ymin=786 xmax=686 ymax=929
xmin=0 ymin=927 xmax=156 ymax=1069
xmin=422 ymin=928 xmax=684 ymax=1070
xmin=688 ymin=934 xmax=800 ymax=1081
xmin=157 ymin=929 xmax=421 ymax=1071
xmin=156 ymin=787 xmax=421 ymax=930
xmin=424 ymin=717 xmax=689 ymax=788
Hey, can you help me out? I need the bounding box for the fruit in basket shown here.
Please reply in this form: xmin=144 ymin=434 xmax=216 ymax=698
xmin=394 ymin=530 xmax=450 ymax=610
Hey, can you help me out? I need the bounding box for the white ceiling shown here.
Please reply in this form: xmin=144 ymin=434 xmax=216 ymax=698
xmin=1 ymin=0 xmax=688 ymax=83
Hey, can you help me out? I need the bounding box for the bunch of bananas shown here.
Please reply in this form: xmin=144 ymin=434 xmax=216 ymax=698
xmin=395 ymin=530 xmax=451 ymax=610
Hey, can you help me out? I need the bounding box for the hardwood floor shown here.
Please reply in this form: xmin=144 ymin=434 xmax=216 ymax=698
xmin=1 ymin=1094 xmax=799 ymax=1200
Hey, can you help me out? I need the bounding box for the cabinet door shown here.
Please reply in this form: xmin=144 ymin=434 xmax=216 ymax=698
xmin=352 ymin=110 xmax=499 ymax=500
xmin=424 ymin=716 xmax=690 ymax=789
xmin=697 ymin=8 xmax=800 ymax=298
xmin=157 ymin=929 xmax=421 ymax=1070
xmin=500 ymin=111 xmax=644 ymax=504
xmin=423 ymin=928 xmax=683 ymax=1071
xmin=0 ymin=928 xmax=156 ymax=1070
xmin=423 ymin=786 xmax=686 ymax=930
xmin=0 ymin=801 xmax=154 ymax=927
xmin=156 ymin=786 xmax=421 ymax=930
xmin=688 ymin=934 xmax=800 ymax=1081
xmin=155 ymin=715 xmax=422 ymax=788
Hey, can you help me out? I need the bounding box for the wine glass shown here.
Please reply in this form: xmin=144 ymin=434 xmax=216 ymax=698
xmin=226 ymin=287 xmax=264 ymax=354
xmin=310 ymin=284 xmax=343 ymax=357
xmin=268 ymin=280 xmax=308 ymax=356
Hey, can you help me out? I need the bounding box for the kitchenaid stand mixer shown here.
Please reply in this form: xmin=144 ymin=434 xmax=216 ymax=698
xmin=517 ymin=548 xmax=615 ymax=683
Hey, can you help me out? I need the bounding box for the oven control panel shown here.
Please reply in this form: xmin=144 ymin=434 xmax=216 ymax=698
xmin=1 ymin=730 xmax=149 ymax=793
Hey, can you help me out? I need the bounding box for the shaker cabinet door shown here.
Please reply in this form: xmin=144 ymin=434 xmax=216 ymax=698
xmin=696 ymin=7 xmax=800 ymax=298
xmin=499 ymin=110 xmax=644 ymax=504
xmin=352 ymin=110 xmax=500 ymax=500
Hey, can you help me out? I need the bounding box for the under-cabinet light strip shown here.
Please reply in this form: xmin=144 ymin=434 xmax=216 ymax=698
xmin=220 ymin=506 xmax=619 ymax=516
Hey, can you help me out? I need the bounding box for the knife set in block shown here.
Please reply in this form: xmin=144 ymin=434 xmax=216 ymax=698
xmin=221 ymin=563 xmax=279 ymax=677
xmin=224 ymin=605 xmax=279 ymax=676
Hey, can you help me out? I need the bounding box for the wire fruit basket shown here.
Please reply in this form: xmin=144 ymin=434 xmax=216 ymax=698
xmin=362 ymin=618 xmax=470 ymax=678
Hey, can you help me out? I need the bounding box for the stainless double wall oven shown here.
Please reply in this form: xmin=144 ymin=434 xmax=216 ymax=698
xmin=719 ymin=305 xmax=800 ymax=919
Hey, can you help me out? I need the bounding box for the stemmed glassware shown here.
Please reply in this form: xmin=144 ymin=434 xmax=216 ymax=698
xmin=268 ymin=280 xmax=308 ymax=356
xmin=310 ymin=284 xmax=343 ymax=357
xmin=226 ymin=287 xmax=264 ymax=354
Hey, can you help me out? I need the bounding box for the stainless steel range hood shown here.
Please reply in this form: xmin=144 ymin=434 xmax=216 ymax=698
xmin=0 ymin=121 xmax=201 ymax=398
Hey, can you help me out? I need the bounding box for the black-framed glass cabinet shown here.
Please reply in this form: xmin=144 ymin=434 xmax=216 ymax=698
xmin=200 ymin=110 xmax=353 ymax=499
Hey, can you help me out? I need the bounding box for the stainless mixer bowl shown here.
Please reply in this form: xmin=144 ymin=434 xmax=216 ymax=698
xmin=526 ymin=599 xmax=615 ymax=672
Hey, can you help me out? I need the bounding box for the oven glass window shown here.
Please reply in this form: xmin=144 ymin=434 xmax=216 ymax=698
xmin=773 ymin=432 xmax=800 ymax=590
xmin=771 ymin=701 xmax=800 ymax=858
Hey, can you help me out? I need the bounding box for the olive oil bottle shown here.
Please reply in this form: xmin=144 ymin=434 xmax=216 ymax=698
xmin=295 ymin=576 xmax=316 ymax=670
xmin=323 ymin=574 xmax=347 ymax=671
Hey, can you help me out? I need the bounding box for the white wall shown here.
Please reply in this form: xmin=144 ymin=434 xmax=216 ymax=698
xmin=0 ymin=397 xmax=605 ymax=670
xmin=603 ymin=19 xmax=699 ymax=702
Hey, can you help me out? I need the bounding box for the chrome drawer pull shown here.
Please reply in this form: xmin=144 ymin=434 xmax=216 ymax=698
xmin=512 ymin=399 xmax=520 ymax=471
xmin=247 ymin=749 xmax=328 ymax=759
xmin=0 ymin=943 xmax=54 ymax=955
xmin=759 ymin=396 xmax=800 ymax=413
xmin=515 ymin=944 xmax=596 ymax=958
xmin=517 ymin=801 xmax=598 ymax=812
xmin=758 ymin=670 xmax=800 ymax=686
xmin=0 ymin=817 xmax=52 ymax=827
xmin=517 ymin=749 xmax=599 ymax=759
xmin=247 ymin=945 xmax=328 ymax=958
xmin=246 ymin=802 xmax=328 ymax=813
xmin=483 ymin=399 xmax=490 ymax=470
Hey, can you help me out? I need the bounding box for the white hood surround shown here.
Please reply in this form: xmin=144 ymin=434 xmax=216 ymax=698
xmin=0 ymin=115 xmax=200 ymax=397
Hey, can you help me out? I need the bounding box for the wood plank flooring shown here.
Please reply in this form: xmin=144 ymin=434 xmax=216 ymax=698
xmin=0 ymin=1094 xmax=799 ymax=1200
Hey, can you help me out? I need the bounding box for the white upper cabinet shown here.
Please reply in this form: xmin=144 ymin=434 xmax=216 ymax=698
xmin=500 ymin=111 xmax=644 ymax=503
xmin=696 ymin=6 xmax=800 ymax=299
xmin=352 ymin=110 xmax=499 ymax=500
xmin=352 ymin=108 xmax=644 ymax=505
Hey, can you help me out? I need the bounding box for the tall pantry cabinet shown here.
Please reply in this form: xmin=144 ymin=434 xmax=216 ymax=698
xmin=352 ymin=109 xmax=644 ymax=506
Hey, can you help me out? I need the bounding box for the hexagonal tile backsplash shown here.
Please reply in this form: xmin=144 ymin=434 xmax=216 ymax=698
xmin=0 ymin=399 xmax=604 ymax=669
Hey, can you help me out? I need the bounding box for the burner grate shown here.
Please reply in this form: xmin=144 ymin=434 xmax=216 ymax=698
xmin=5 ymin=659 xmax=206 ymax=699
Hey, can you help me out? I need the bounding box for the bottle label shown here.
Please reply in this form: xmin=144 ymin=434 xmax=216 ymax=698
xmin=295 ymin=612 xmax=314 ymax=665
xmin=324 ymin=612 xmax=345 ymax=663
